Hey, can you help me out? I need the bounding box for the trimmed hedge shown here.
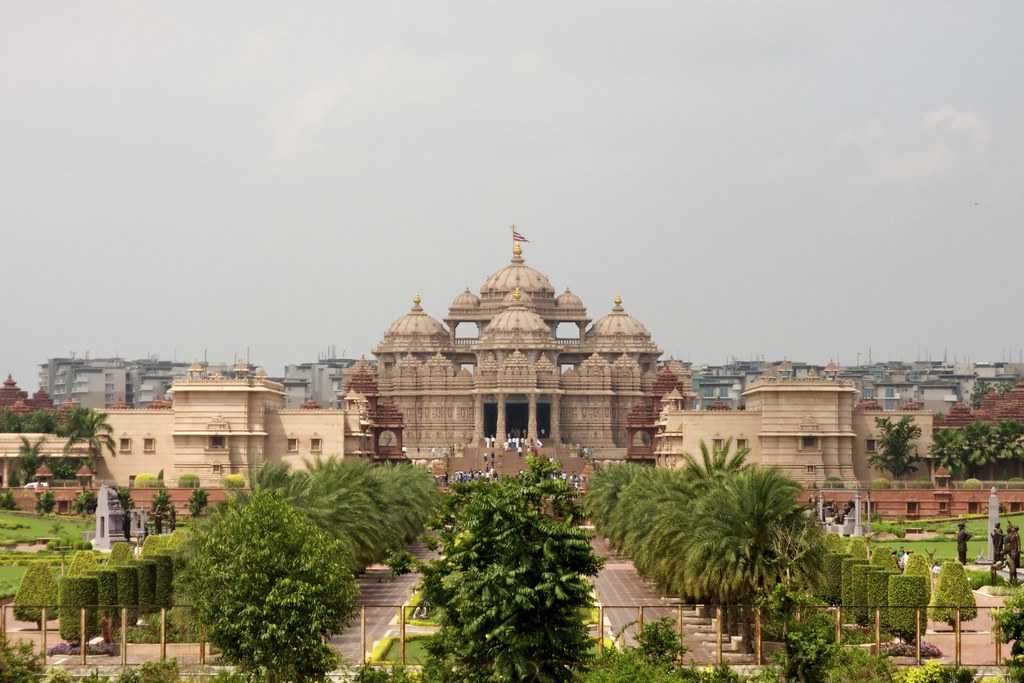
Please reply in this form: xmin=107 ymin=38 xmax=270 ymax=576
xmin=889 ymin=574 xmax=929 ymax=640
xmin=903 ymin=553 xmax=933 ymax=605
xmin=929 ymin=560 xmax=978 ymax=627
xmin=821 ymin=553 xmax=847 ymax=605
xmin=58 ymin=575 xmax=99 ymax=642
xmin=871 ymin=478 xmax=891 ymax=490
xmin=13 ymin=564 xmax=58 ymax=627
xmin=851 ymin=563 xmax=875 ymax=625
xmin=152 ymin=554 xmax=173 ymax=608
xmin=867 ymin=569 xmax=897 ymax=628
xmin=177 ymin=474 xmax=200 ymax=488
xmin=823 ymin=534 xmax=848 ymax=554
xmin=871 ymin=548 xmax=900 ymax=572
xmin=66 ymin=551 xmax=98 ymax=577
xmin=848 ymin=537 xmax=869 ymax=560
xmin=93 ymin=568 xmax=119 ymax=627
xmin=142 ymin=535 xmax=166 ymax=559
xmin=963 ymin=478 xmax=983 ymax=490
xmin=115 ymin=565 xmax=139 ymax=624
xmin=164 ymin=529 xmax=190 ymax=551
xmin=133 ymin=473 xmax=162 ymax=488
xmin=222 ymin=473 xmax=246 ymax=490
xmin=135 ymin=560 xmax=158 ymax=614
xmin=842 ymin=557 xmax=869 ymax=620
xmin=110 ymin=542 xmax=133 ymax=566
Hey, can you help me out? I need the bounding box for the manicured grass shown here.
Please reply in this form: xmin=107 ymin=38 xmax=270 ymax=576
xmin=0 ymin=511 xmax=91 ymax=545
xmin=0 ymin=565 xmax=27 ymax=599
xmin=876 ymin=513 xmax=1024 ymax=538
xmin=868 ymin=538 xmax=987 ymax=563
xmin=376 ymin=635 xmax=432 ymax=665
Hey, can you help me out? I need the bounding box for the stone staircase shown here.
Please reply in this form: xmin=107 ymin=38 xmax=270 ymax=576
xmin=677 ymin=605 xmax=756 ymax=665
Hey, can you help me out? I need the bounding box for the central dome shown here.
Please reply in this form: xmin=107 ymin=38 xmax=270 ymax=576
xmin=481 ymin=288 xmax=553 ymax=345
xmin=480 ymin=243 xmax=555 ymax=299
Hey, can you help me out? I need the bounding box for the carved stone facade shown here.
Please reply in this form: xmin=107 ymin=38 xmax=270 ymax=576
xmin=372 ymin=243 xmax=687 ymax=451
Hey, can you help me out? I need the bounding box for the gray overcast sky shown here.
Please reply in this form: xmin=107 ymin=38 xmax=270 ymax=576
xmin=3 ymin=2 xmax=1023 ymax=386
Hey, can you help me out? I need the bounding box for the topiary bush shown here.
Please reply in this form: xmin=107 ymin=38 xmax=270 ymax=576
xmin=65 ymin=551 xmax=97 ymax=578
xmin=871 ymin=478 xmax=892 ymax=490
xmin=133 ymin=473 xmax=162 ymax=488
xmin=851 ymin=563 xmax=876 ymax=625
xmin=222 ymin=473 xmax=246 ymax=490
xmin=903 ymin=553 xmax=933 ymax=606
xmin=848 ymin=536 xmax=869 ymax=560
xmin=142 ymin=534 xmax=166 ymax=559
xmin=871 ymin=548 xmax=900 ymax=572
xmin=929 ymin=560 xmax=978 ymax=627
xmin=109 ymin=541 xmax=133 ymax=566
xmin=58 ymin=575 xmax=98 ymax=642
xmin=135 ymin=560 xmax=157 ymax=614
xmin=177 ymin=474 xmax=200 ymax=488
xmin=13 ymin=564 xmax=58 ymax=627
xmin=889 ymin=574 xmax=929 ymax=641
xmin=93 ymin=568 xmax=119 ymax=628
xmin=152 ymin=554 xmax=173 ymax=608
xmin=823 ymin=534 xmax=848 ymax=554
xmin=963 ymin=478 xmax=983 ymax=490
xmin=866 ymin=569 xmax=896 ymax=628
xmin=164 ymin=528 xmax=191 ymax=552
xmin=842 ymin=558 xmax=869 ymax=621
xmin=820 ymin=553 xmax=847 ymax=605
xmin=115 ymin=564 xmax=139 ymax=624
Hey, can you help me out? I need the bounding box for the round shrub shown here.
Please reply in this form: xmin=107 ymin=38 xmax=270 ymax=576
xmin=903 ymin=553 xmax=933 ymax=605
xmin=133 ymin=473 xmax=162 ymax=488
xmin=66 ymin=551 xmax=97 ymax=577
xmin=963 ymin=478 xmax=983 ymax=491
xmin=929 ymin=560 xmax=978 ymax=627
xmin=109 ymin=541 xmax=133 ymax=566
xmin=823 ymin=534 xmax=848 ymax=554
xmin=222 ymin=474 xmax=246 ymax=490
xmin=820 ymin=553 xmax=847 ymax=605
xmin=851 ymin=563 xmax=875 ymax=625
xmin=889 ymin=574 xmax=929 ymax=640
xmin=848 ymin=536 xmax=869 ymax=560
xmin=93 ymin=568 xmax=119 ymax=627
xmin=135 ymin=560 xmax=158 ymax=614
xmin=142 ymin=534 xmax=166 ymax=559
xmin=115 ymin=565 xmax=139 ymax=624
xmin=58 ymin=575 xmax=99 ymax=642
xmin=871 ymin=478 xmax=891 ymax=490
xmin=177 ymin=474 xmax=200 ymax=488
xmin=152 ymin=554 xmax=174 ymax=608
xmin=164 ymin=528 xmax=191 ymax=552
xmin=842 ymin=557 xmax=869 ymax=620
xmin=867 ymin=569 xmax=896 ymax=628
xmin=13 ymin=564 xmax=58 ymax=627
xmin=871 ymin=548 xmax=900 ymax=572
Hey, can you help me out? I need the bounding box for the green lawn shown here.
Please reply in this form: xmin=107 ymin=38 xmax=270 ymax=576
xmin=0 ymin=565 xmax=27 ymax=599
xmin=868 ymin=538 xmax=986 ymax=563
xmin=0 ymin=511 xmax=92 ymax=545
xmin=377 ymin=635 xmax=432 ymax=665
xmin=875 ymin=512 xmax=1024 ymax=538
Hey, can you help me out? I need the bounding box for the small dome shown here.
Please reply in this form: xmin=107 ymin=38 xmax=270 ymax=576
xmin=587 ymin=296 xmax=652 ymax=340
xmin=480 ymin=244 xmax=555 ymax=298
xmin=556 ymin=288 xmax=585 ymax=309
xmin=451 ymin=288 xmax=481 ymax=309
xmin=385 ymin=296 xmax=451 ymax=341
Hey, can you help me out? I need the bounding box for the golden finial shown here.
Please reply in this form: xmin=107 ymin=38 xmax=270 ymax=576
xmin=413 ymin=294 xmax=422 ymax=306
xmin=614 ymin=294 xmax=622 ymax=306
xmin=512 ymin=287 xmax=521 ymax=301
xmin=512 ymin=242 xmax=522 ymax=257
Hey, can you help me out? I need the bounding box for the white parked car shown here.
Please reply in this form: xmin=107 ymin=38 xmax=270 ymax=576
xmin=23 ymin=481 xmax=49 ymax=490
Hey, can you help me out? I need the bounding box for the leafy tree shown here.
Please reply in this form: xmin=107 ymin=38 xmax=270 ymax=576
xmin=0 ymin=492 xmax=15 ymax=510
xmin=929 ymin=560 xmax=977 ymax=627
xmin=635 ymin=617 xmax=687 ymax=666
xmin=35 ymin=491 xmax=54 ymax=514
xmin=151 ymin=488 xmax=171 ymax=518
xmin=17 ymin=436 xmax=44 ymax=483
xmin=188 ymin=487 xmax=209 ymax=517
xmin=48 ymin=459 xmax=78 ymax=481
xmin=972 ymin=381 xmax=1015 ymax=408
xmin=679 ymin=438 xmax=750 ymax=482
xmin=0 ymin=409 xmax=22 ymax=433
xmin=931 ymin=422 xmax=1000 ymax=479
xmin=72 ymin=490 xmax=97 ymax=515
xmin=176 ymin=490 xmax=358 ymax=682
xmin=20 ymin=410 xmax=57 ymax=434
xmin=384 ymin=549 xmax=415 ymax=579
xmin=993 ymin=587 xmax=1024 ymax=673
xmin=421 ymin=456 xmax=603 ymax=682
xmin=0 ymin=634 xmax=44 ymax=683
xmin=869 ymin=416 xmax=922 ymax=479
xmin=60 ymin=407 xmax=115 ymax=472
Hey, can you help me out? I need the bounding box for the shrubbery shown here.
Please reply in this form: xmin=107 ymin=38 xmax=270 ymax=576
xmin=222 ymin=474 xmax=246 ymax=490
xmin=963 ymin=478 xmax=983 ymax=490
xmin=13 ymin=564 xmax=58 ymax=627
xmin=176 ymin=474 xmax=200 ymax=488
xmin=929 ymin=561 xmax=977 ymax=627
xmin=851 ymin=563 xmax=875 ymax=624
xmin=135 ymin=560 xmax=157 ymax=613
xmin=94 ymin=568 xmax=119 ymax=627
xmin=871 ymin=548 xmax=899 ymax=572
xmin=820 ymin=553 xmax=846 ymax=604
xmin=110 ymin=542 xmax=133 ymax=566
xmin=65 ymin=551 xmax=97 ymax=577
xmin=848 ymin=537 xmax=868 ymax=560
xmin=133 ymin=473 xmax=161 ymax=488
xmin=151 ymin=554 xmax=173 ymax=607
xmin=35 ymin=491 xmax=55 ymax=514
xmin=871 ymin=478 xmax=892 ymax=489
xmin=841 ymin=558 xmax=869 ymax=616
xmin=115 ymin=565 xmax=139 ymax=624
xmin=141 ymin=535 xmax=165 ymax=558
xmin=888 ymin=574 xmax=929 ymax=641
xmin=867 ymin=569 xmax=896 ymax=628
xmin=58 ymin=576 xmax=98 ymax=642
xmin=903 ymin=554 xmax=933 ymax=605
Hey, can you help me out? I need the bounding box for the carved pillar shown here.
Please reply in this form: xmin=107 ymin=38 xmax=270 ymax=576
xmin=551 ymin=394 xmax=561 ymax=444
xmin=527 ymin=394 xmax=538 ymax=442
xmin=473 ymin=394 xmax=484 ymax=443
xmin=496 ymin=393 xmax=507 ymax=443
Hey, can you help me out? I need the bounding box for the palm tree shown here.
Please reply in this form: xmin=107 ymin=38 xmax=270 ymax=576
xmin=18 ymin=436 xmax=45 ymax=484
xmin=61 ymin=408 xmax=116 ymax=472
xmin=680 ymin=438 xmax=750 ymax=482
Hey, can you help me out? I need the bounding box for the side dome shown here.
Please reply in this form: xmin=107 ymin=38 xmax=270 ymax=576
xmin=451 ymin=288 xmax=480 ymax=309
xmin=378 ymin=295 xmax=452 ymax=353
xmin=586 ymin=296 xmax=660 ymax=353
xmin=480 ymin=243 xmax=555 ymax=299
xmin=556 ymin=288 xmax=585 ymax=309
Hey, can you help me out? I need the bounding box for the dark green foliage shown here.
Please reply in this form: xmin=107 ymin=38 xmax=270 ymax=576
xmin=636 ymin=617 xmax=688 ymax=666
xmin=847 ymin=537 xmax=868 ymax=560
xmin=903 ymin=553 xmax=933 ymax=605
xmin=994 ymin=588 xmax=1024 ymax=675
xmin=177 ymin=474 xmax=200 ymax=488
xmin=115 ymin=565 xmax=139 ymax=624
xmin=384 ymin=549 xmax=415 ymax=578
xmin=110 ymin=542 xmax=133 ymax=566
xmin=888 ymin=574 xmax=929 ymax=641
xmin=929 ymin=560 xmax=977 ymax=627
xmin=866 ymin=569 xmax=896 ymax=628
xmin=820 ymin=553 xmax=846 ymax=605
xmin=422 ymin=456 xmax=603 ymax=682
xmin=13 ymin=564 xmax=58 ymax=627
xmin=0 ymin=491 xmax=15 ymax=510
xmin=869 ymin=415 xmax=923 ymax=479
xmin=841 ymin=558 xmax=869 ymax=621
xmin=780 ymin=620 xmax=836 ymax=683
xmin=134 ymin=560 xmax=157 ymax=613
xmin=58 ymin=575 xmax=98 ymax=642
xmin=870 ymin=548 xmax=899 ymax=572
xmin=822 ymin=647 xmax=895 ymax=683
xmin=176 ymin=489 xmax=358 ymax=681
xmin=72 ymin=490 xmax=97 ymax=515
xmin=94 ymin=568 xmax=119 ymax=627
xmin=850 ymin=564 xmax=874 ymax=625
xmin=0 ymin=634 xmax=44 ymax=683
xmin=188 ymin=487 xmax=208 ymax=517
xmin=35 ymin=491 xmax=55 ymax=514
xmin=151 ymin=554 xmax=173 ymax=607
xmin=112 ymin=660 xmax=180 ymax=683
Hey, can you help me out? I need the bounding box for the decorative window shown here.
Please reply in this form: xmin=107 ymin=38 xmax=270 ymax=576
xmin=212 ymin=464 xmax=223 ymax=474
xmin=939 ymin=501 xmax=949 ymax=514
xmin=906 ymin=502 xmax=919 ymax=515
xmin=1013 ymin=502 xmax=1023 ymax=514
xmin=143 ymin=438 xmax=156 ymax=454
xmin=119 ymin=438 xmax=132 ymax=453
xmin=311 ymin=438 xmax=322 ymax=452
xmin=287 ymin=438 xmax=298 ymax=453
xmin=968 ymin=502 xmax=980 ymax=514
xmin=712 ymin=439 xmax=724 ymax=451
xmin=866 ymin=439 xmax=877 ymax=454
xmin=736 ymin=439 xmax=748 ymax=451
xmin=801 ymin=436 xmax=818 ymax=450
xmin=209 ymin=435 xmax=226 ymax=450
xmin=805 ymin=465 xmax=816 ymax=474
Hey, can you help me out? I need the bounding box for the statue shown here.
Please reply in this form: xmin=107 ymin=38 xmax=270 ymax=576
xmin=956 ymin=523 xmax=972 ymax=565
xmin=993 ymin=522 xmax=1006 ymax=563
xmin=154 ymin=509 xmax=163 ymax=535
xmin=169 ymin=506 xmax=177 ymax=532
xmin=1008 ymin=524 xmax=1021 ymax=584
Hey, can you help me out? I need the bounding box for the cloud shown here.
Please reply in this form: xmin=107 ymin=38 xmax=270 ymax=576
xmin=923 ymin=106 xmax=991 ymax=147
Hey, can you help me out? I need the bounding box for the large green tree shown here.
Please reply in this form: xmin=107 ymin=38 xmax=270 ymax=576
xmin=869 ymin=416 xmax=923 ymax=479
xmin=61 ymin=407 xmax=115 ymax=472
xmin=176 ymin=490 xmax=358 ymax=682
xmin=17 ymin=437 xmax=44 ymax=483
xmin=679 ymin=438 xmax=750 ymax=482
xmin=422 ymin=456 xmax=603 ymax=682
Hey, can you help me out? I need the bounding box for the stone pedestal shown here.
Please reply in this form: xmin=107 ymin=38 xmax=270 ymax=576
xmin=988 ymin=487 xmax=1001 ymax=563
xmin=93 ymin=485 xmax=127 ymax=551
